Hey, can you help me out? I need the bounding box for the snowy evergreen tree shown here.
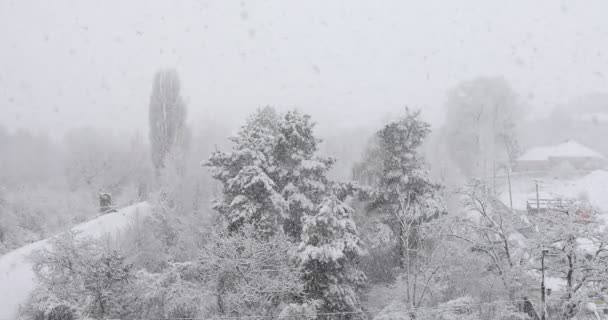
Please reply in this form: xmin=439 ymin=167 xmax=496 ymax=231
xmin=206 ymin=107 xmax=334 ymax=238
xmin=355 ymin=109 xmax=445 ymax=269
xmin=298 ymin=195 xmax=366 ymax=318
xmin=208 ymin=108 xmax=366 ymax=316
xmin=276 ymin=110 xmax=335 ymax=239
xmin=206 ymin=107 xmax=286 ymax=236
xmin=353 ymin=109 xmax=446 ymax=312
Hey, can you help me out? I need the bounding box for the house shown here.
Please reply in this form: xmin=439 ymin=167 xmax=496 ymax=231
xmin=514 ymin=140 xmax=606 ymax=172
xmin=579 ymin=112 xmax=608 ymax=125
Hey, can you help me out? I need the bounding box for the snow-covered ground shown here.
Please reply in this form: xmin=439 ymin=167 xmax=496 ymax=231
xmin=0 ymin=202 xmax=151 ymax=319
xmin=501 ymin=170 xmax=608 ymax=214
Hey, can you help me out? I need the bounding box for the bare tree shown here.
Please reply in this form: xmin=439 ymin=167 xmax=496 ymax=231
xmin=443 ymin=77 xmax=522 ymax=179
xmin=529 ymin=202 xmax=608 ymax=319
xmin=444 ymin=180 xmax=527 ymax=298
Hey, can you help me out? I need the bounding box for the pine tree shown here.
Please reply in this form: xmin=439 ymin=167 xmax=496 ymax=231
xmin=356 ymin=109 xmax=445 ymax=267
xmin=298 ymin=195 xmax=366 ymax=318
xmin=206 ymin=107 xmax=286 ymax=236
xmin=206 ymin=107 xmax=334 ymax=238
xmin=353 ymin=109 xmax=445 ymax=309
xmin=207 ymin=108 xmax=366 ymax=315
xmin=276 ymin=110 xmax=334 ymax=239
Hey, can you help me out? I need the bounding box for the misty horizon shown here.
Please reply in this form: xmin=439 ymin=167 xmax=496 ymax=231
xmin=3 ymin=2 xmax=608 ymax=320
xmin=2 ymin=0 xmax=608 ymax=138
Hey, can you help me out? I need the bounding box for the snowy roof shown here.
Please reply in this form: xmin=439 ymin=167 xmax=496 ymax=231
xmin=517 ymin=140 xmax=605 ymax=161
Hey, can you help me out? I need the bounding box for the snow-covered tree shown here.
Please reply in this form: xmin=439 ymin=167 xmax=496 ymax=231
xmin=149 ymin=69 xmax=189 ymax=173
xmin=528 ymin=201 xmax=608 ymax=319
xmin=444 ymin=181 xmax=530 ymax=297
xmin=298 ymin=195 xmax=366 ymax=318
xmin=375 ymin=295 xmax=529 ymax=320
xmin=277 ymin=110 xmax=335 ymax=239
xmin=131 ymin=262 xmax=213 ymax=319
xmin=355 ymin=109 xmax=445 ymax=263
xmin=146 ymin=133 xmax=217 ymax=262
xmin=206 ymin=107 xmax=286 ymax=236
xmin=206 ymin=107 xmax=334 ymax=239
xmin=208 ymin=108 xmax=366 ymax=316
xmin=353 ymin=110 xmax=446 ymax=309
xmin=198 ymin=225 xmax=304 ymax=317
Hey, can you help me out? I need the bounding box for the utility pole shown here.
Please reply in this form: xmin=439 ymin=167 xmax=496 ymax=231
xmin=493 ymin=159 xmax=497 ymax=195
xmin=506 ymin=164 xmax=513 ymax=212
xmin=535 ymin=180 xmax=541 ymax=214
xmin=541 ymin=248 xmax=549 ymax=320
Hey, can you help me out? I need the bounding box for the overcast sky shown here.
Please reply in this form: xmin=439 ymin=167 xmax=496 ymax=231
xmin=1 ymin=0 xmax=607 ymax=138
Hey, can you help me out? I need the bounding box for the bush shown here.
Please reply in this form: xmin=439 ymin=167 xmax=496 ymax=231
xmin=27 ymin=232 xmax=134 ymax=319
xmin=46 ymin=305 xmax=74 ymax=320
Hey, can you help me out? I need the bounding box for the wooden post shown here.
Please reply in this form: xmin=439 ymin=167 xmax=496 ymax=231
xmin=541 ymin=249 xmax=549 ymax=320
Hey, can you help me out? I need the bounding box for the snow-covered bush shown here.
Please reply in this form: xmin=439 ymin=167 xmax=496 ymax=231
xmin=198 ymin=225 xmax=304 ymax=317
xmin=278 ymin=302 xmax=318 ymax=320
xmin=374 ymin=296 xmax=529 ymax=320
xmin=130 ymin=263 xmax=213 ymax=318
xmin=45 ymin=305 xmax=74 ymax=320
xmin=24 ymin=231 xmax=135 ymax=319
xmin=146 ymin=143 xmax=217 ymax=262
xmin=119 ymin=211 xmax=169 ymax=272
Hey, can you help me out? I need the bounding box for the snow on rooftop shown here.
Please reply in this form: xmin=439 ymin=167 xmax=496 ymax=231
xmin=517 ymin=140 xmax=605 ymax=161
xmin=0 ymin=202 xmax=151 ymax=319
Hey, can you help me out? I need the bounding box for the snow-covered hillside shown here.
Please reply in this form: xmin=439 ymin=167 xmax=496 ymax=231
xmin=0 ymin=202 xmax=151 ymax=319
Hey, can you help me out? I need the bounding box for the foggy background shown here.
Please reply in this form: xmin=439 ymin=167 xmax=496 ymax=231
xmin=3 ymin=2 xmax=608 ymax=319
xmin=2 ymin=0 xmax=608 ymax=138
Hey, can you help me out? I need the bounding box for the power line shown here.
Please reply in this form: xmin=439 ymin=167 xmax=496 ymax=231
xmin=72 ymin=297 xmax=608 ymax=320
xmin=4 ymin=297 xmax=605 ymax=320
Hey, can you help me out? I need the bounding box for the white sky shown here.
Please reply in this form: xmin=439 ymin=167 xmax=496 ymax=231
xmin=1 ymin=0 xmax=607 ymax=137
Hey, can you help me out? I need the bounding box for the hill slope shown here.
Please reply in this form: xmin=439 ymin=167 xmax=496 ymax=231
xmin=0 ymin=202 xmax=151 ymax=319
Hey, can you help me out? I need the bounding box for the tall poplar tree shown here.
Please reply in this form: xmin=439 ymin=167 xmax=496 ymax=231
xmin=148 ymin=69 xmax=188 ymax=173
